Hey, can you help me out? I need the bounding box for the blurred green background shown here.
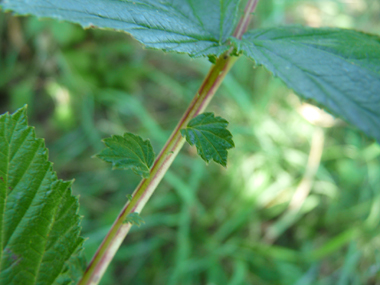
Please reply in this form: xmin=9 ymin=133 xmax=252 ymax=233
xmin=1 ymin=0 xmax=380 ymax=284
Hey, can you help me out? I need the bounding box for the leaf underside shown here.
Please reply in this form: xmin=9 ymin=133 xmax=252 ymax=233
xmin=181 ymin=112 xmax=234 ymax=167
xmin=232 ymin=26 xmax=380 ymax=141
xmin=0 ymin=0 xmax=242 ymax=57
xmin=0 ymin=107 xmax=85 ymax=285
xmin=96 ymin=132 xmax=155 ymax=178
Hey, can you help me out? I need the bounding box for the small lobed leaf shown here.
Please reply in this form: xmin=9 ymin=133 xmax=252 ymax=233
xmin=96 ymin=132 xmax=155 ymax=178
xmin=0 ymin=0 xmax=242 ymax=57
xmin=231 ymin=26 xmax=380 ymax=141
xmin=181 ymin=112 xmax=234 ymax=167
xmin=0 ymin=106 xmax=85 ymax=285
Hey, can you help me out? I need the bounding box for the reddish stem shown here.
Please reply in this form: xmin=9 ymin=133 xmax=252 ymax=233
xmin=78 ymin=1 xmax=260 ymax=284
xmin=233 ymin=0 xmax=259 ymax=39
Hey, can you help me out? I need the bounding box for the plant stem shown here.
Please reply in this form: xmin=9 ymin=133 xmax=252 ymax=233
xmin=78 ymin=1 xmax=259 ymax=284
xmin=233 ymin=0 xmax=259 ymax=39
xmin=79 ymin=53 xmax=237 ymax=285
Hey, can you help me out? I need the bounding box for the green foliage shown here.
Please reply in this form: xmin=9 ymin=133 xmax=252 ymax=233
xmin=96 ymin=132 xmax=155 ymax=178
xmin=231 ymin=26 xmax=380 ymax=141
xmin=181 ymin=112 xmax=234 ymax=166
xmin=0 ymin=107 xmax=84 ymax=285
xmin=1 ymin=1 xmax=380 ymax=285
xmin=2 ymin=1 xmax=380 ymax=141
xmin=1 ymin=1 xmax=380 ymax=140
xmin=124 ymin=212 xmax=145 ymax=227
xmin=0 ymin=0 xmax=242 ymax=57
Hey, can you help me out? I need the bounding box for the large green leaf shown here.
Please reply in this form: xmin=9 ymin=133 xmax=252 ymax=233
xmin=0 ymin=107 xmax=85 ymax=285
xmin=181 ymin=112 xmax=234 ymax=166
xmin=231 ymin=26 xmax=380 ymax=141
xmin=96 ymin=132 xmax=155 ymax=178
xmin=0 ymin=0 xmax=242 ymax=57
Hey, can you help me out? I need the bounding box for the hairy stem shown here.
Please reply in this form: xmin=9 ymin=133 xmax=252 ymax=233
xmin=78 ymin=1 xmax=259 ymax=284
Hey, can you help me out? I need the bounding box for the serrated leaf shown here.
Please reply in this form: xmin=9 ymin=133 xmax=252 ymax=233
xmin=0 ymin=107 xmax=85 ymax=285
xmin=181 ymin=112 xmax=234 ymax=166
xmin=231 ymin=26 xmax=380 ymax=141
xmin=96 ymin=132 xmax=155 ymax=178
xmin=0 ymin=0 xmax=242 ymax=57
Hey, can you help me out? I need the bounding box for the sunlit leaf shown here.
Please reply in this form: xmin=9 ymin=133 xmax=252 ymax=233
xmin=0 ymin=0 xmax=242 ymax=57
xmin=232 ymin=26 xmax=380 ymax=141
xmin=96 ymin=132 xmax=155 ymax=178
xmin=181 ymin=112 xmax=234 ymax=166
xmin=0 ymin=106 xmax=85 ymax=285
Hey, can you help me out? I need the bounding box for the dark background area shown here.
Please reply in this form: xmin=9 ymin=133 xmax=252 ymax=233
xmin=1 ymin=0 xmax=380 ymax=284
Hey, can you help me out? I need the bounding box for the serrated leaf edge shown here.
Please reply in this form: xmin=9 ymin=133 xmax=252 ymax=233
xmin=181 ymin=112 xmax=234 ymax=167
xmin=0 ymin=106 xmax=85 ymax=284
xmin=96 ymin=132 xmax=155 ymax=178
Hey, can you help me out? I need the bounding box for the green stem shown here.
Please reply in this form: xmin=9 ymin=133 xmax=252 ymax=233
xmin=78 ymin=1 xmax=259 ymax=284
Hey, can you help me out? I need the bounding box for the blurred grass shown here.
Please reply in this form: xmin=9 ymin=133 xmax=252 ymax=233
xmin=1 ymin=0 xmax=380 ymax=284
